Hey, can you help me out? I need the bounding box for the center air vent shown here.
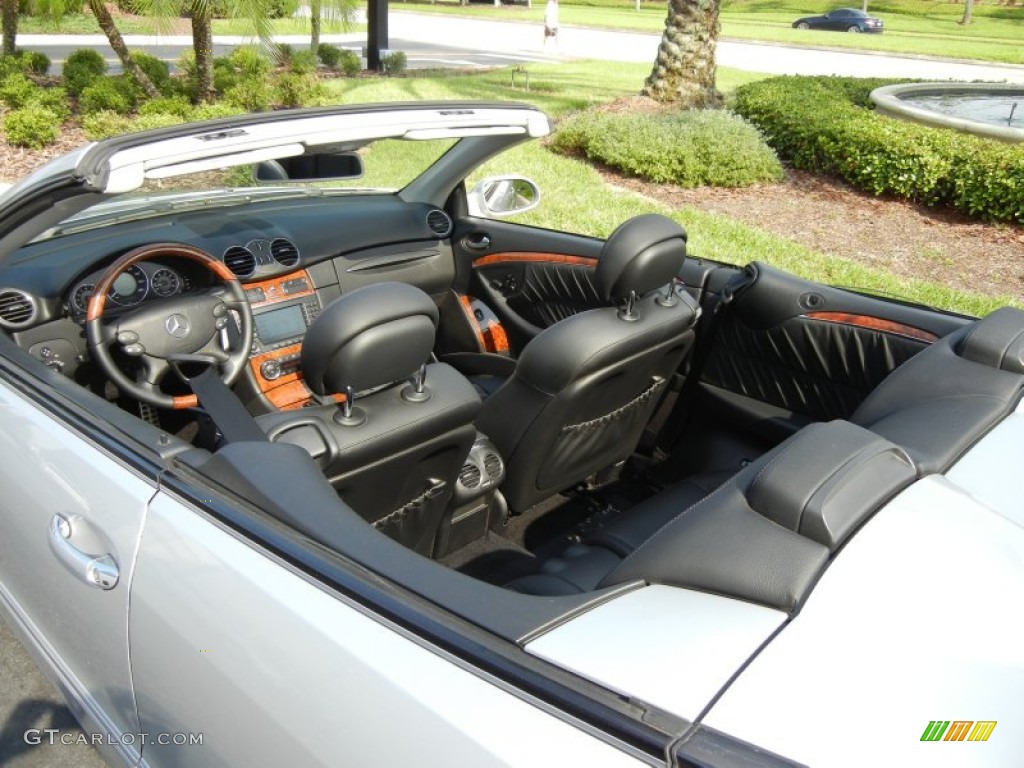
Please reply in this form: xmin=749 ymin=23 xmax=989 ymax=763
xmin=270 ymin=238 xmax=300 ymax=267
xmin=0 ymin=289 xmax=37 ymax=328
xmin=458 ymin=463 xmax=482 ymax=490
xmin=483 ymin=452 xmax=503 ymax=480
xmin=426 ymin=209 xmax=453 ymax=237
xmin=223 ymin=246 xmax=256 ymax=278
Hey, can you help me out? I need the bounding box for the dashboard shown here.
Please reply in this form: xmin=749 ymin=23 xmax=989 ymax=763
xmin=1 ymin=194 xmax=458 ymax=412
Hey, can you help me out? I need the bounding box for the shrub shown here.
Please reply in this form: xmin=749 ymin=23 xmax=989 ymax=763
xmin=139 ymin=96 xmax=193 ymax=118
xmin=317 ymin=43 xmax=341 ymax=69
xmin=79 ymin=76 xmax=136 ymax=115
xmin=274 ymin=42 xmax=293 ymax=68
xmin=0 ymin=72 xmax=38 ymax=109
xmin=133 ymin=112 xmax=187 ymax=132
xmin=290 ymin=49 xmax=318 ymax=75
xmin=224 ymin=78 xmax=273 ymax=112
xmin=338 ymin=49 xmax=361 ymax=77
xmin=213 ymin=56 xmax=238 ymax=93
xmin=130 ymin=51 xmax=171 ymax=95
xmin=273 ymin=71 xmax=323 ymax=108
xmin=13 ymin=49 xmax=50 ymax=75
xmin=30 ymin=86 xmax=71 ymax=122
xmin=229 ymin=46 xmax=271 ymax=79
xmin=81 ymin=110 xmax=131 ymax=140
xmin=191 ymin=102 xmax=244 ymax=121
xmin=732 ymin=76 xmax=1024 ymax=224
xmin=552 ymin=109 xmax=784 ymax=189
xmin=3 ymin=105 xmax=60 ymax=148
xmin=381 ymin=51 xmax=407 ymax=76
xmin=63 ymin=48 xmax=107 ymax=96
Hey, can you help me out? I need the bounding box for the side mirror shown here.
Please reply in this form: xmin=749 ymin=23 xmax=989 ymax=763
xmin=254 ymin=152 xmax=364 ymax=183
xmin=467 ymin=176 xmax=540 ymax=218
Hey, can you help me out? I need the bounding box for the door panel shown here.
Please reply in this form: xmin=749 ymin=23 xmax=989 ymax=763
xmin=130 ymin=492 xmax=646 ymax=768
xmin=0 ymin=377 xmax=151 ymax=766
xmin=672 ymin=262 xmax=972 ymax=475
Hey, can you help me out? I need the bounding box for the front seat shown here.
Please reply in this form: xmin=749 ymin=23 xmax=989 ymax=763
xmin=476 ymin=214 xmax=700 ymax=512
xmin=256 ymin=282 xmax=481 ymax=556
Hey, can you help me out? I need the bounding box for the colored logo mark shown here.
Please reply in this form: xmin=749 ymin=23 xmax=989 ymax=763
xmin=921 ymin=721 xmax=997 ymax=742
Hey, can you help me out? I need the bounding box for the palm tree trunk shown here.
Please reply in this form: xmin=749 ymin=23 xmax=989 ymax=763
xmin=88 ymin=0 xmax=160 ymax=98
xmin=191 ymin=5 xmax=215 ymax=103
xmin=310 ymin=0 xmax=321 ymax=52
xmin=2 ymin=0 xmax=18 ymax=57
xmin=642 ymin=0 xmax=722 ymax=107
xmin=960 ymin=0 xmax=974 ymax=25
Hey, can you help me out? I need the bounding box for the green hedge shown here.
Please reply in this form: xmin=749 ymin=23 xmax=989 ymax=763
xmin=551 ymin=109 xmax=784 ymax=188
xmin=732 ymin=76 xmax=1024 ymax=224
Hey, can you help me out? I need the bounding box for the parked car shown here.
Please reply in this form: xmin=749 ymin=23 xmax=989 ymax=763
xmin=0 ymin=102 xmax=1020 ymax=767
xmin=792 ymin=7 xmax=884 ymax=32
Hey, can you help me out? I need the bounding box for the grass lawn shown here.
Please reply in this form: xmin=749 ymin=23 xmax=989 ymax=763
xmin=393 ymin=0 xmax=1024 ymax=65
xmin=323 ymin=61 xmax=1013 ymax=315
xmin=16 ymin=12 xmax=364 ymax=38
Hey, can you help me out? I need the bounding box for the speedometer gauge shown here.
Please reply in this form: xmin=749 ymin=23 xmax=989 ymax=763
xmin=107 ymin=264 xmax=149 ymax=306
xmin=71 ymin=283 xmax=95 ymax=314
xmin=151 ymin=268 xmax=181 ymax=297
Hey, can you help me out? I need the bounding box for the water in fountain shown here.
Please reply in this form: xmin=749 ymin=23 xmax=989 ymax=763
xmin=902 ymin=94 xmax=1024 ymax=129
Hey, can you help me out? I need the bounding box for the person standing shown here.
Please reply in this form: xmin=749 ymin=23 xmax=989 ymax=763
xmin=543 ymin=0 xmax=559 ymax=48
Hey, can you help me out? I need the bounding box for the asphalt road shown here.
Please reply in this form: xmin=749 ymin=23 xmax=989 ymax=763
xmin=17 ymin=10 xmax=1024 ymax=82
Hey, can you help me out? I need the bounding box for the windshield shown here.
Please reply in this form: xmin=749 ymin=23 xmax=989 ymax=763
xmin=32 ymin=137 xmax=458 ymax=243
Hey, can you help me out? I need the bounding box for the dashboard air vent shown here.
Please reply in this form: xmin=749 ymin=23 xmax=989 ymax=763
xmin=0 ymin=289 xmax=36 ymax=328
xmin=223 ymin=246 xmax=256 ymax=278
xmin=458 ymin=463 xmax=482 ymax=490
xmin=483 ymin=453 xmax=503 ymax=480
xmin=426 ymin=209 xmax=453 ymax=237
xmin=270 ymin=238 xmax=300 ymax=267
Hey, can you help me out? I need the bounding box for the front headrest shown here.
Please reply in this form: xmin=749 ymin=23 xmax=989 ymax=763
xmin=957 ymin=307 xmax=1024 ymax=375
xmin=301 ymin=282 xmax=438 ymax=396
xmin=595 ymin=214 xmax=687 ymax=302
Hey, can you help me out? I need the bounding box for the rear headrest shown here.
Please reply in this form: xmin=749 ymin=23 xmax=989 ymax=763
xmin=595 ymin=214 xmax=687 ymax=302
xmin=957 ymin=306 xmax=1024 ymax=375
xmin=302 ymin=282 xmax=438 ymax=396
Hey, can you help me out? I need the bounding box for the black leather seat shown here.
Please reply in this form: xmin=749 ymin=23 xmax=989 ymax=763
xmin=475 ymin=214 xmax=700 ymax=512
xmin=257 ymin=282 xmax=481 ymax=556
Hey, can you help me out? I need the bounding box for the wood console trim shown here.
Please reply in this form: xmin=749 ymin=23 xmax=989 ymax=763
xmin=472 ymin=252 xmax=598 ymax=269
xmin=249 ymin=343 xmax=343 ymax=410
xmin=246 ymin=269 xmax=314 ymax=308
xmin=803 ymin=312 xmax=938 ymax=343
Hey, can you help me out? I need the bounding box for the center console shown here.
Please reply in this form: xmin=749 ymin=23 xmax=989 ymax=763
xmin=245 ymin=269 xmax=332 ymax=411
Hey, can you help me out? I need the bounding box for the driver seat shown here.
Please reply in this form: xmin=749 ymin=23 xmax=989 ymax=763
xmin=256 ymin=282 xmax=481 ymax=555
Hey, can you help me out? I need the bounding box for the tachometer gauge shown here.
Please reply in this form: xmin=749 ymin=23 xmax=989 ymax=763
xmin=107 ymin=264 xmax=149 ymax=306
xmin=151 ymin=268 xmax=181 ymax=297
xmin=71 ymin=283 xmax=95 ymax=314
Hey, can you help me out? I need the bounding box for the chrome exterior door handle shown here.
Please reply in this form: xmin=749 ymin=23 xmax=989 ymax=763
xmin=49 ymin=514 xmax=119 ymax=590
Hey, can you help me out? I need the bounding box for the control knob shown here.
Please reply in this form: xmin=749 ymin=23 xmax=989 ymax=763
xmin=260 ymin=359 xmax=283 ymax=381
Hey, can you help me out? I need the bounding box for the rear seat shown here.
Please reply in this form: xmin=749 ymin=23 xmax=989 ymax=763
xmin=508 ymin=420 xmax=916 ymax=611
xmin=508 ymin=307 xmax=1024 ymax=609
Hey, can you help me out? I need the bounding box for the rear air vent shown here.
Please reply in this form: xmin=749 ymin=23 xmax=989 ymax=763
xmin=270 ymin=238 xmax=300 ymax=267
xmin=223 ymin=246 xmax=256 ymax=277
xmin=483 ymin=453 xmax=503 ymax=480
xmin=458 ymin=463 xmax=482 ymax=489
xmin=426 ymin=209 xmax=453 ymax=237
xmin=0 ymin=289 xmax=37 ymax=328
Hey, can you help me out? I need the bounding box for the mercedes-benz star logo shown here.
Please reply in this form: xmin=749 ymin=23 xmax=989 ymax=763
xmin=164 ymin=314 xmax=191 ymax=338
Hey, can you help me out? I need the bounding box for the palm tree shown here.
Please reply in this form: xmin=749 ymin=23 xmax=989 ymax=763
xmin=308 ymin=0 xmax=358 ymax=53
xmin=2 ymin=0 xmax=16 ymax=57
xmin=642 ymin=0 xmax=722 ymax=107
xmin=87 ymin=0 xmax=160 ymax=97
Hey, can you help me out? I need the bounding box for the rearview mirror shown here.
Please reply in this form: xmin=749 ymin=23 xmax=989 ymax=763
xmin=254 ymin=152 xmax=364 ymax=183
xmin=467 ymin=176 xmax=540 ymax=218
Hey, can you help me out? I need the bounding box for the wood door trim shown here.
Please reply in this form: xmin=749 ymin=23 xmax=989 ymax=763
xmin=803 ymin=312 xmax=938 ymax=343
xmin=473 ymin=252 xmax=598 ymax=268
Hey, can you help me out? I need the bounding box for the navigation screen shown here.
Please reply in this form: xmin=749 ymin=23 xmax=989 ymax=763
xmin=254 ymin=305 xmax=305 ymax=344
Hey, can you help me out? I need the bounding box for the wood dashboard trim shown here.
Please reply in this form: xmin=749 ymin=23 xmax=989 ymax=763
xmin=246 ymin=269 xmax=314 ymax=308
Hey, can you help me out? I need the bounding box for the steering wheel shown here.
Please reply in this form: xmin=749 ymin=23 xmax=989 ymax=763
xmin=85 ymin=243 xmax=254 ymax=410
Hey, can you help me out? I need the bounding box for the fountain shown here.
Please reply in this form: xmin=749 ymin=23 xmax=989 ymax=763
xmin=870 ymin=83 xmax=1024 ymax=143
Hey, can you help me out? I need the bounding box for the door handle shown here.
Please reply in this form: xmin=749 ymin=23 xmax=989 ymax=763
xmin=463 ymin=234 xmax=491 ymax=251
xmin=48 ymin=514 xmax=119 ymax=590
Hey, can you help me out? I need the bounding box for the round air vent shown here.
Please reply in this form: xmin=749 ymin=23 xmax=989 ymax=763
xmin=0 ymin=289 xmax=37 ymax=328
xmin=270 ymin=238 xmax=300 ymax=268
xmin=483 ymin=452 xmax=503 ymax=480
xmin=426 ymin=209 xmax=453 ymax=237
xmin=458 ymin=462 xmax=482 ymax=490
xmin=223 ymin=246 xmax=256 ymax=278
